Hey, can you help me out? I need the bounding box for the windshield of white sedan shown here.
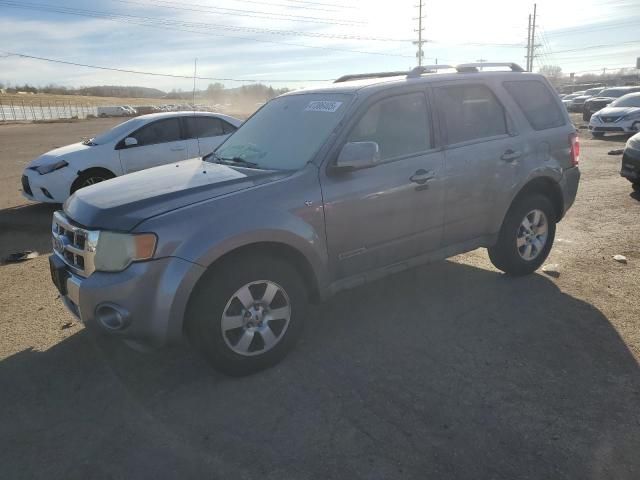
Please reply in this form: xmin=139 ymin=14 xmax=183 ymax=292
xmin=89 ymin=117 xmax=146 ymax=145
xmin=213 ymin=93 xmax=352 ymax=170
xmin=610 ymin=95 xmax=640 ymax=108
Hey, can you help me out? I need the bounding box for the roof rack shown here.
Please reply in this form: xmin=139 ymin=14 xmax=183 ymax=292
xmin=455 ymin=62 xmax=525 ymax=73
xmin=334 ymin=71 xmax=410 ymax=83
xmin=333 ymin=62 xmax=525 ymax=84
xmin=406 ymin=65 xmax=455 ymax=78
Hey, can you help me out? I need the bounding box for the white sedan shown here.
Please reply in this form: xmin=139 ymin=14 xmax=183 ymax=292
xmin=21 ymin=111 xmax=242 ymax=203
xmin=589 ymin=92 xmax=640 ymax=138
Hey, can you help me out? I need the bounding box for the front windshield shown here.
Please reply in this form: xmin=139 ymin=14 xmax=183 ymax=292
xmin=610 ymin=94 xmax=640 ymax=108
xmin=213 ymin=93 xmax=352 ymax=170
xmin=90 ymin=117 xmax=146 ymax=145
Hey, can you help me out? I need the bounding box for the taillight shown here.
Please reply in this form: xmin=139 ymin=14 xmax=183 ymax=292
xmin=569 ymin=132 xmax=580 ymax=166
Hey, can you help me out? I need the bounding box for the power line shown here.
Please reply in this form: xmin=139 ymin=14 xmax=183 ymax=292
xmin=225 ymin=0 xmax=357 ymax=12
xmin=0 ymin=51 xmax=334 ymax=83
xmin=0 ymin=1 xmax=415 ymax=58
xmin=544 ymin=18 xmax=640 ymax=36
xmin=112 ymin=0 xmax=364 ymax=26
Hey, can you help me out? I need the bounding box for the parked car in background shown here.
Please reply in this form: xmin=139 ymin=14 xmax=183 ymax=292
xmin=47 ymin=63 xmax=580 ymax=375
xmin=96 ymin=106 xmax=132 ymax=117
xmin=562 ymin=92 xmax=585 ymax=110
xmin=122 ymin=105 xmax=137 ymax=115
xmin=21 ymin=111 xmax=241 ymax=203
xmin=589 ymin=92 xmax=640 ymax=138
xmin=566 ymin=87 xmax=604 ymax=112
xmin=621 ymin=132 xmax=640 ymax=191
xmin=134 ymin=105 xmax=161 ymax=115
xmin=582 ymin=86 xmax=640 ymax=121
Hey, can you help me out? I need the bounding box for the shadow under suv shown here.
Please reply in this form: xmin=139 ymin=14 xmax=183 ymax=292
xmin=49 ymin=62 xmax=580 ymax=375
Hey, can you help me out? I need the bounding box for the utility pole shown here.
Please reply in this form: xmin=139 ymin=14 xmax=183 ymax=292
xmin=525 ymin=4 xmax=538 ymax=72
xmin=525 ymin=14 xmax=532 ymax=72
xmin=476 ymin=59 xmax=487 ymax=70
xmin=413 ymin=1 xmax=426 ymax=66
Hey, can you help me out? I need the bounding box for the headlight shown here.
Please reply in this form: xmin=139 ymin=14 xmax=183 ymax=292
xmin=35 ymin=160 xmax=68 ymax=175
xmin=93 ymin=232 xmax=157 ymax=272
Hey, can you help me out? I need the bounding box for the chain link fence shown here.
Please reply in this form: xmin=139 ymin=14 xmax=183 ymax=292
xmin=0 ymin=98 xmax=99 ymax=121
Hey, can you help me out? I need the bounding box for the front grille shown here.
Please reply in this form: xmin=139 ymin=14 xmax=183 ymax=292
xmin=21 ymin=175 xmax=32 ymax=196
xmin=600 ymin=116 xmax=619 ymax=123
xmin=52 ymin=211 xmax=98 ymax=277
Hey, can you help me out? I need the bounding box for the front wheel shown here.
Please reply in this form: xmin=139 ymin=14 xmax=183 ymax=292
xmin=488 ymin=195 xmax=556 ymax=276
xmin=186 ymin=255 xmax=308 ymax=376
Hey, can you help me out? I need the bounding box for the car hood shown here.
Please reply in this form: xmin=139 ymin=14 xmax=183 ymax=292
xmin=64 ymin=158 xmax=290 ymax=231
xmin=594 ymin=106 xmax=638 ymax=117
xmin=27 ymin=142 xmax=92 ymax=167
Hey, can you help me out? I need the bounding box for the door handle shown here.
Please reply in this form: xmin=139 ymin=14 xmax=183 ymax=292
xmin=409 ymin=169 xmax=435 ymax=185
xmin=170 ymin=146 xmax=185 ymax=151
xmin=501 ymin=149 xmax=522 ymax=162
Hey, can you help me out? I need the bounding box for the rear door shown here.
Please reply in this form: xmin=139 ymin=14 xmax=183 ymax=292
xmin=117 ymin=117 xmax=189 ymax=173
xmin=434 ymin=81 xmax=524 ymax=245
xmin=182 ymin=116 xmax=236 ymax=157
xmin=321 ymin=90 xmax=445 ymax=279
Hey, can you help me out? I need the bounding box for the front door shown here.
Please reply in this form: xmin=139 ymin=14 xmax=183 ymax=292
xmin=118 ymin=117 xmax=189 ymax=173
xmin=321 ymin=91 xmax=445 ymax=279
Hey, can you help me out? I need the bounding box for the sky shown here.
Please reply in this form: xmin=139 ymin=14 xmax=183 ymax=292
xmin=0 ymin=0 xmax=638 ymax=91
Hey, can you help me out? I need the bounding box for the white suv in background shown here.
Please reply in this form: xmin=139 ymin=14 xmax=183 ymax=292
xmin=21 ymin=111 xmax=242 ymax=203
xmin=589 ymin=92 xmax=640 ymax=138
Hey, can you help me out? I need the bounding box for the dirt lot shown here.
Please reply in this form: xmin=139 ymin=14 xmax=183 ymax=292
xmin=0 ymin=116 xmax=639 ymax=479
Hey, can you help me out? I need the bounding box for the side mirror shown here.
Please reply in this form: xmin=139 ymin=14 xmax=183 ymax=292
xmin=334 ymin=141 xmax=380 ymax=171
xmin=124 ymin=137 xmax=138 ymax=147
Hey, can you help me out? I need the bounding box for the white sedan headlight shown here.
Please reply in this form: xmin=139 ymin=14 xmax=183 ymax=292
xmin=35 ymin=160 xmax=68 ymax=175
xmin=93 ymin=232 xmax=157 ymax=272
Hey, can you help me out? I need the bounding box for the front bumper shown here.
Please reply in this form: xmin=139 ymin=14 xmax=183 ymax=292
xmin=589 ymin=117 xmax=640 ymax=134
xmin=52 ymin=253 xmax=205 ymax=348
xmin=621 ymin=147 xmax=640 ymax=184
xmin=21 ymin=168 xmax=74 ymax=203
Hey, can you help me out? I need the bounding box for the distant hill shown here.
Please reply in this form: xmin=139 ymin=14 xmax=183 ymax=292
xmin=76 ymin=85 xmax=166 ymax=98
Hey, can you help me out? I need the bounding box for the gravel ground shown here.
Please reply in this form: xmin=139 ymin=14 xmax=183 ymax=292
xmin=0 ymin=116 xmax=639 ymax=479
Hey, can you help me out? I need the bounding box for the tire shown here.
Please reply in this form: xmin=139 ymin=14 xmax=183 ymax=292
xmin=488 ymin=194 xmax=556 ymax=276
xmin=582 ymin=111 xmax=591 ymax=122
xmin=186 ymin=254 xmax=308 ymax=376
xmin=632 ymin=183 xmax=640 ymax=192
xmin=591 ymin=132 xmax=605 ymax=138
xmin=70 ymin=169 xmax=115 ymax=194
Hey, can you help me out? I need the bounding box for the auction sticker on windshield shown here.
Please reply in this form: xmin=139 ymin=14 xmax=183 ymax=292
xmin=305 ymin=101 xmax=343 ymax=113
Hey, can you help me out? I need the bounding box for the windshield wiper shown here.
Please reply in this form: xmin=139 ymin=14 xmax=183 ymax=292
xmin=206 ymin=152 xmax=259 ymax=169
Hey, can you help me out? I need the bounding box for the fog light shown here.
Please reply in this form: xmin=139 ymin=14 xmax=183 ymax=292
xmin=95 ymin=303 xmax=130 ymax=330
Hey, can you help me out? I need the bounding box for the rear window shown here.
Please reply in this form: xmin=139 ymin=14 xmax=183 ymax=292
xmin=184 ymin=116 xmax=224 ymax=138
xmin=503 ymin=80 xmax=566 ymax=131
xmin=436 ymin=84 xmax=507 ymax=144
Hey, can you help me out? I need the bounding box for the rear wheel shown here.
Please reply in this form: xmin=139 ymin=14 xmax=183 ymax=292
xmin=186 ymin=255 xmax=308 ymax=376
xmin=488 ymin=194 xmax=556 ymax=276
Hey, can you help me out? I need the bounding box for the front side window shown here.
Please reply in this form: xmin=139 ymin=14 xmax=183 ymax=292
xmin=215 ymin=93 xmax=352 ymax=170
xmin=503 ymin=80 xmax=565 ymax=131
xmin=184 ymin=117 xmax=224 ymax=138
xmin=436 ymin=84 xmax=507 ymax=145
xmin=131 ymin=118 xmax=181 ymax=146
xmin=347 ymin=92 xmax=430 ymax=161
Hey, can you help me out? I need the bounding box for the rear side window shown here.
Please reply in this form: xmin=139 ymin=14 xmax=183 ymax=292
xmin=436 ymin=84 xmax=507 ymax=144
xmin=184 ymin=116 xmax=224 ymax=138
xmin=348 ymin=92 xmax=430 ymax=161
xmin=503 ymin=80 xmax=565 ymax=131
xmin=131 ymin=118 xmax=181 ymax=146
